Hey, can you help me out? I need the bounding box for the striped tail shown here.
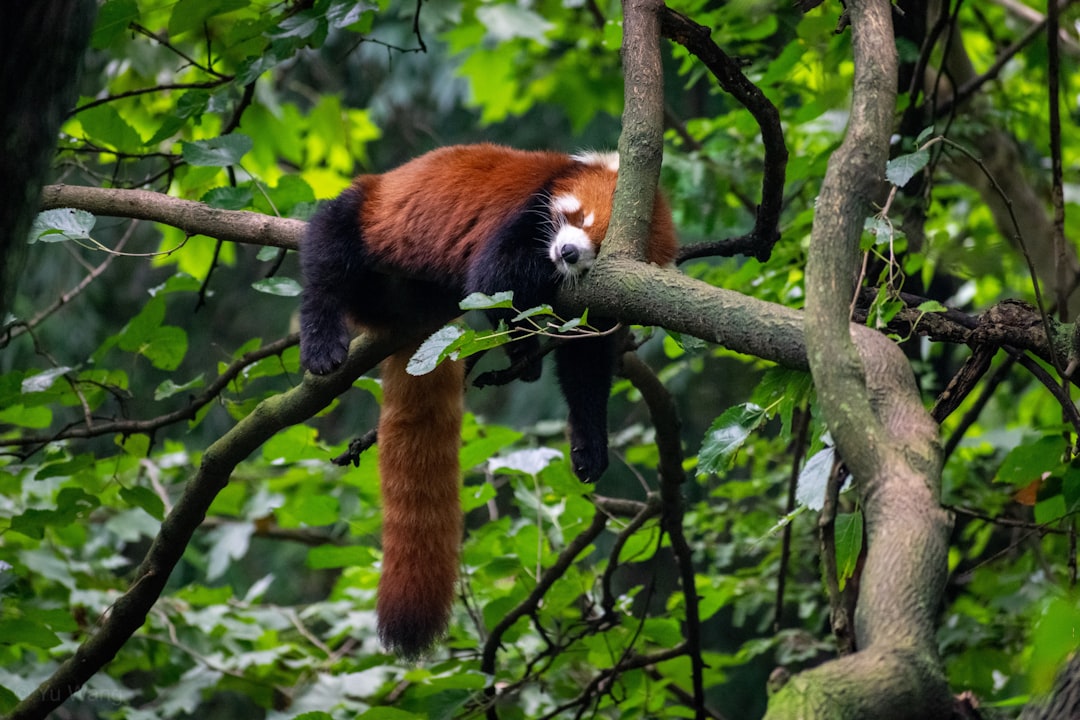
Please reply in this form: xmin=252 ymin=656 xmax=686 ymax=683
xmin=375 ymin=348 xmax=464 ymax=659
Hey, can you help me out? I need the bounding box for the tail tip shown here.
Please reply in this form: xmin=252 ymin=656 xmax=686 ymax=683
xmin=377 ymin=609 xmax=451 ymax=661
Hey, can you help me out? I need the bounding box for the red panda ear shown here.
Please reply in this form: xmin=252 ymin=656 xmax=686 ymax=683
xmin=572 ymin=150 xmax=619 ymax=172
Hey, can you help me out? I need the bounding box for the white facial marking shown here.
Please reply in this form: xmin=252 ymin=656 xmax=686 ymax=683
xmin=549 ymin=226 xmax=596 ymax=277
xmin=583 ymin=212 xmax=595 ymax=228
xmin=552 ymin=194 xmax=582 ymax=215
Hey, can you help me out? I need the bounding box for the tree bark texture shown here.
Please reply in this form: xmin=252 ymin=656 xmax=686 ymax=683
xmin=0 ymin=2 xmax=95 ymax=314
xmin=775 ymin=0 xmax=954 ymax=716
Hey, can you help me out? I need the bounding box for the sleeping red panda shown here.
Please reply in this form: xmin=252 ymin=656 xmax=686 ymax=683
xmin=299 ymin=143 xmax=678 ymax=658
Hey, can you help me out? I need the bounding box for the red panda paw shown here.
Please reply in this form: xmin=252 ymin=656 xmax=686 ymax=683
xmin=571 ymin=443 xmax=609 ymax=484
xmin=300 ymin=333 xmax=350 ymax=375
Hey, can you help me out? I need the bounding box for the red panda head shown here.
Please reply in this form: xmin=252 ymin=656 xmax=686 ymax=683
xmin=548 ymin=151 xmax=677 ymax=278
xmin=548 ymin=152 xmax=619 ymax=278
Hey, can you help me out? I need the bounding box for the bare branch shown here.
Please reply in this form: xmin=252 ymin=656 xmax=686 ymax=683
xmin=40 ymin=184 xmax=305 ymax=250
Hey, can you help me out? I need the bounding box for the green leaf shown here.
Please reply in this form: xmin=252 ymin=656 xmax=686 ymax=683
xmin=835 ymin=511 xmax=863 ymax=591
xmin=91 ymin=0 xmax=139 ymax=49
xmin=885 ymin=149 xmax=930 ymax=187
xmin=862 ymin=216 xmax=893 ymax=249
xmin=511 ymin=304 xmax=556 ymax=322
xmin=1063 ymin=463 xmax=1080 ymax=512
xmin=0 ymin=619 xmax=62 ymax=649
xmin=750 ymin=367 xmax=813 ymax=442
xmin=286 ymin=494 xmax=339 ymax=527
xmin=698 ymin=404 xmax=768 ymax=475
xmin=796 ymin=447 xmax=836 ymax=511
xmin=29 ymin=209 xmax=96 ymax=244
xmin=118 ymin=297 xmax=189 ymax=370
xmin=146 ymin=90 xmax=212 ymax=145
xmin=21 ymin=367 xmax=72 ymax=394
xmin=326 ymin=1 xmax=377 ymax=30
xmin=454 ymin=328 xmax=513 ymax=358
xmin=664 ymin=330 xmax=709 ymax=354
xmin=120 ymin=485 xmax=166 ymax=521
xmin=307 ymin=545 xmax=373 ymax=569
xmin=10 ymin=488 xmax=99 ymax=539
xmin=555 ymin=316 xmax=584 ymax=332
xmin=78 ymin=104 xmax=144 ymax=152
xmin=996 ymin=436 xmax=1065 ymax=485
xmin=202 ymin=185 xmax=254 ymax=210
xmin=117 ymin=433 xmax=150 ymax=458
xmin=129 ymin=325 xmax=188 ymax=371
xmin=1035 ymin=492 xmax=1067 ymax=524
xmin=1028 ymin=595 xmax=1080 ymax=694
xmin=252 ymin=277 xmax=301 ymax=297
xmin=168 ymin=0 xmax=247 ymax=38
xmin=460 ymin=291 xmax=515 ymax=310
xmin=37 ymin=454 xmax=94 ymax=480
xmin=0 ymin=404 xmax=52 ymax=429
xmin=356 ymin=707 xmax=424 ymax=720
xmin=181 ymin=134 xmax=254 ymax=167
xmin=476 ymin=5 xmax=553 ymax=44
xmin=0 ymin=682 xmax=18 ymax=713
xmin=460 ymin=424 xmax=523 ymax=471
xmin=488 ymin=448 xmax=562 ymax=475
xmin=154 ymin=374 xmax=205 ymax=401
xmin=407 ymin=326 xmax=466 ymax=375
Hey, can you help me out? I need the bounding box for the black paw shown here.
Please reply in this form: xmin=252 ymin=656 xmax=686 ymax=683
xmin=571 ymin=443 xmax=609 ymax=483
xmin=301 ymin=336 xmax=349 ymax=375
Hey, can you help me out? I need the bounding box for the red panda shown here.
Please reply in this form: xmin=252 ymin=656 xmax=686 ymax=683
xmin=299 ymin=144 xmax=677 ymax=658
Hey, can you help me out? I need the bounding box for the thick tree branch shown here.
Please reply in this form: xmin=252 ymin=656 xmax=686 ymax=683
xmin=774 ymin=0 xmax=953 ymax=717
xmin=1 ymin=2 xmax=95 ymax=316
xmin=598 ymin=0 xmax=666 ymax=265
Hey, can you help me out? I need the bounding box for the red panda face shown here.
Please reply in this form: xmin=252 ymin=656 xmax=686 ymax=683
xmin=549 ymin=193 xmax=598 ymax=278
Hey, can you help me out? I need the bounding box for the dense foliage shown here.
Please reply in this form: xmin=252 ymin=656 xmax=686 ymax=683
xmin=1 ymin=1 xmax=1078 ymax=718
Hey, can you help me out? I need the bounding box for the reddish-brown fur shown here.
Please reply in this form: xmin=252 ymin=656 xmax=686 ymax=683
xmin=356 ymin=145 xmax=580 ymax=278
xmin=374 ymin=349 xmax=464 ymax=658
xmin=353 ymin=144 xmax=677 ymax=276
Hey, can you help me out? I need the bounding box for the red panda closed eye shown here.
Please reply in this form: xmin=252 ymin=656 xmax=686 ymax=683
xmin=299 ymin=143 xmax=677 ymax=658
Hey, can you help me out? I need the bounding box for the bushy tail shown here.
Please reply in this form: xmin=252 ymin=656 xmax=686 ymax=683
xmin=375 ymin=348 xmax=464 ymax=659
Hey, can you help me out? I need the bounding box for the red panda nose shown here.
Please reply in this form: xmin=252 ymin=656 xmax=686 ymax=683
xmin=560 ymin=244 xmax=581 ymax=265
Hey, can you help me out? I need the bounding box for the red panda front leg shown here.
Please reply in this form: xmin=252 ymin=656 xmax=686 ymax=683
xmin=553 ymin=331 xmax=618 ymax=482
xmin=299 ymin=187 xmax=365 ymax=375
